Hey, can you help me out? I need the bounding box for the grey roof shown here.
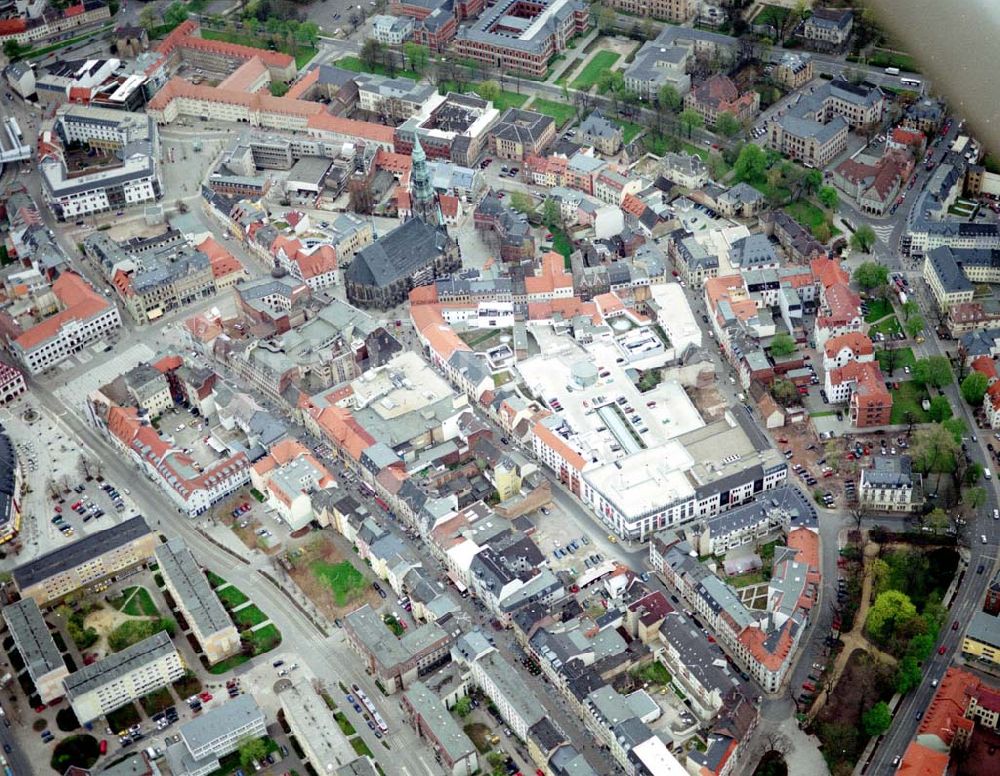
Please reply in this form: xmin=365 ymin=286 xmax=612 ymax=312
xmin=155 ymin=538 xmax=234 ymax=637
xmin=805 ymin=7 xmax=853 ymax=31
xmin=473 ymin=647 xmax=545 ymax=727
xmin=777 ymin=113 xmax=847 ymax=145
xmin=345 ymin=218 xmax=449 ymax=289
xmin=862 ymin=455 xmax=915 ymax=487
xmin=730 ymin=233 xmax=777 ymax=268
xmin=579 ymin=110 xmax=621 ymax=141
xmin=179 ymin=694 xmax=264 ymax=754
xmin=336 ymin=758 xmax=380 ymax=776
xmin=403 ymin=681 xmax=476 ymax=763
xmin=12 ymin=516 xmax=151 ymax=591
xmin=659 ymin=610 xmax=743 ymax=695
xmin=672 ymin=231 xmax=718 ymax=271
xmin=491 ymin=108 xmax=554 ymax=146
xmin=626 ymin=40 xmax=690 ymax=82
xmin=2 ymin=598 xmax=64 ymax=679
xmin=967 ymin=611 xmax=1000 ymax=648
xmin=63 ymin=631 xmax=177 ymax=699
xmin=926 ymin=246 xmax=975 ymax=294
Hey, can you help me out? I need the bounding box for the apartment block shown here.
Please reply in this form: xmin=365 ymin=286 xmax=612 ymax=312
xmin=155 ymin=538 xmax=240 ymax=665
xmin=401 ymin=681 xmax=480 ymax=776
xmin=859 ymin=455 xmax=922 ymax=513
xmin=64 ymin=631 xmax=185 ymax=723
xmin=606 ymin=0 xmax=694 ymax=23
xmin=12 ymin=516 xmax=156 ymax=605
xmin=2 ymin=598 xmax=68 ymax=702
xmin=166 ymin=695 xmax=267 ymax=776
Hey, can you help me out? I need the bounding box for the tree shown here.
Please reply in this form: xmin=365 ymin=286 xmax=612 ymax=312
xmin=269 ymin=82 xmax=289 ymax=97
xmin=901 ymin=299 xmax=919 ymax=320
xmin=863 ymin=702 xmax=892 ymax=738
xmin=715 ymin=111 xmax=741 ymax=137
xmin=542 ymin=197 xmax=561 ymax=227
xmin=138 ymin=5 xmax=158 ymax=31
xmin=508 ymin=191 xmax=535 ymax=214
xmin=404 ymin=42 xmax=429 ymax=73
xmin=733 ymin=143 xmax=768 ymax=183
xmin=926 ymin=507 xmax=950 ymax=534
xmin=2 ymin=40 xmax=25 ymax=61
xmin=770 ymin=379 xmax=800 ymax=407
xmin=679 ymin=109 xmax=704 ymax=139
xmin=803 ymin=169 xmax=823 ymax=196
xmin=163 ymin=2 xmax=188 ymax=28
xmin=942 ymin=416 xmax=968 ymax=444
xmin=476 ymin=80 xmax=501 ymax=104
xmin=596 ymin=70 xmax=625 ymax=95
xmin=912 ymin=356 xmax=953 ymax=388
xmin=770 ymin=332 xmax=796 ymax=357
xmin=928 ymin=395 xmax=952 ymax=422
xmin=853 ymin=261 xmax=889 ymax=291
xmin=658 ymin=84 xmax=682 ymax=112
xmin=964 ymin=486 xmax=987 ymax=513
xmin=813 ymin=222 xmax=832 ymax=243
xmin=961 ymin=371 xmax=989 ymax=406
xmin=596 ymin=3 xmax=615 ymax=33
xmin=895 ymin=655 xmax=922 ymax=694
xmin=452 ymin=696 xmax=472 ymax=718
xmin=238 ymin=738 xmax=269 ymax=771
xmin=867 ymin=590 xmax=917 ymax=645
xmin=818 ymin=186 xmax=839 ymax=210
xmin=360 ymin=38 xmax=384 ymax=71
xmin=904 ymin=314 xmax=925 ymax=340
xmin=850 ymin=224 xmax=877 ymax=253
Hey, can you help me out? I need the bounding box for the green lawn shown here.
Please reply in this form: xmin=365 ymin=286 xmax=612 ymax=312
xmin=890 ymin=381 xmax=931 ymax=425
xmin=571 ymin=50 xmax=621 ymax=90
xmin=756 ymin=4 xmax=790 ymax=29
xmin=868 ymin=49 xmax=921 ymax=74
xmin=870 ymin=315 xmax=902 ymax=337
xmin=877 ymin=346 xmax=917 ymax=374
xmin=351 ymin=738 xmax=374 ymax=758
xmin=107 ymin=619 xmax=176 ymax=653
xmin=207 ymin=653 xmax=250 ymax=675
xmin=864 ymin=298 xmax=895 ymax=323
xmin=436 ymin=80 xmax=529 ymax=110
xmin=750 ymin=179 xmax=792 ymax=205
xmin=203 ymin=30 xmax=317 ymax=69
xmin=217 ymin=585 xmax=250 ymax=609
xmin=106 ymin=704 xmax=141 ymax=734
xmin=246 ymin=624 xmax=282 ymax=655
xmin=335 ymin=712 xmax=356 ymax=737
xmin=335 ymin=55 xmax=420 ymax=80
xmin=528 ymin=98 xmax=577 ymax=127
xmin=233 ymin=605 xmax=268 ymax=629
xmin=311 ymin=560 xmax=367 ymax=607
xmin=110 ymin=587 xmax=160 ymax=617
xmin=616 ymin=120 xmax=644 ymax=145
xmin=631 ymin=661 xmax=671 ymax=686
xmin=206 ymin=570 xmax=226 ymax=588
xmin=784 ymin=200 xmax=839 ymax=236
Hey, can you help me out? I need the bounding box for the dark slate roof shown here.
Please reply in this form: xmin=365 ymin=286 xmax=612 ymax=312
xmin=345 ymin=218 xmax=449 ymax=289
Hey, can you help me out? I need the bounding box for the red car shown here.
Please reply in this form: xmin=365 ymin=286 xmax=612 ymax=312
xmin=34 ymin=704 xmax=46 ymax=713
xmin=99 ymin=740 xmax=107 ymax=755
xmin=938 ymin=646 xmax=947 ymax=655
xmin=54 ymin=506 xmax=62 ymax=513
xmin=199 ymin=692 xmax=213 ymax=702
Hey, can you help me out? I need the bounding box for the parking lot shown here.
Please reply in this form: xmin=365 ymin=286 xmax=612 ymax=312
xmin=0 ymin=397 xmax=141 ymax=562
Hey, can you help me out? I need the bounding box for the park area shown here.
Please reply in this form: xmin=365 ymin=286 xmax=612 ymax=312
xmin=527 ymin=98 xmax=577 ymax=128
xmin=811 ymin=649 xmax=896 ymax=773
xmin=889 ymin=381 xmax=931 ymax=425
xmin=110 ymin=586 xmax=159 ymax=617
xmin=570 ymin=50 xmax=621 ymax=90
xmin=284 ymin=535 xmax=377 ymax=617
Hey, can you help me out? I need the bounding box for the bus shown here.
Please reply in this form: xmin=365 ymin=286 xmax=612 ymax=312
xmin=884 ymin=66 xmax=900 ymax=75
xmin=901 ymin=77 xmax=921 ymax=89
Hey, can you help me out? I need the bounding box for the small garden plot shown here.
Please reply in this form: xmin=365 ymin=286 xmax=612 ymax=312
xmin=233 ymin=605 xmax=268 ymax=630
xmin=110 ymin=587 xmax=159 ymax=617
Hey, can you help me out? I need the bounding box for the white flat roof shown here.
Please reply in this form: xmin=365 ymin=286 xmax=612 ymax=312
xmin=584 ymin=442 xmax=696 ymax=519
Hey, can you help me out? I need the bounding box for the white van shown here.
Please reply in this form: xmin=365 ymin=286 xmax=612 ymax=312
xmin=986 ymin=468 xmax=993 ymax=480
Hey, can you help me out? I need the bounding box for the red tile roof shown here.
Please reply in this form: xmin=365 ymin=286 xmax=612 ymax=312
xmin=15 ymin=272 xmax=113 ymax=350
xmin=824 ymin=332 xmax=874 ymax=358
xmin=971 ymin=355 xmax=998 ymax=382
